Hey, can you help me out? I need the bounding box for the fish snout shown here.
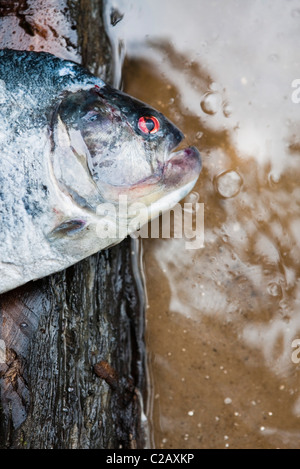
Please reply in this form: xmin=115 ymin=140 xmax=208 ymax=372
xmin=163 ymin=146 xmax=202 ymax=188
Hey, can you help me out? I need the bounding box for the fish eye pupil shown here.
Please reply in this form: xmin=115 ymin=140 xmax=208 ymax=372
xmin=138 ymin=116 xmax=160 ymax=134
xmin=146 ymin=119 xmax=155 ymax=131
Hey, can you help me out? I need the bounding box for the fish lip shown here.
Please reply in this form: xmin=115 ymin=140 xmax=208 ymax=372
xmin=95 ymin=145 xmax=201 ymax=203
xmin=162 ymin=145 xmax=202 ymax=189
xmin=165 ymin=146 xmax=201 ymax=166
xmin=127 ymin=146 xmax=202 ymax=191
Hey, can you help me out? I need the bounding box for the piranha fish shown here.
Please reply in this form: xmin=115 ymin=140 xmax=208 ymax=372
xmin=0 ymin=49 xmax=201 ymax=294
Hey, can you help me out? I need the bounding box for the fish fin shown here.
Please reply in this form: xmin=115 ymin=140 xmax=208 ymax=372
xmin=48 ymin=219 xmax=87 ymax=239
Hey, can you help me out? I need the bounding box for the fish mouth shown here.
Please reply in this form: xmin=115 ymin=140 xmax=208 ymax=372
xmin=163 ymin=146 xmax=202 ymax=188
xmin=91 ymin=144 xmax=201 ymax=205
xmin=98 ymin=145 xmax=202 ymax=206
xmin=125 ymin=146 xmax=202 ymax=201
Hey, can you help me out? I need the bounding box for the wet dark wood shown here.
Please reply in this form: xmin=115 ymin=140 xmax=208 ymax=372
xmin=0 ymin=0 xmax=146 ymax=449
xmin=75 ymin=0 xmax=113 ymax=79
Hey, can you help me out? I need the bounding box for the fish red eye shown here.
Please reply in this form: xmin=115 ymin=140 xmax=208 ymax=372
xmin=138 ymin=116 xmax=160 ymax=134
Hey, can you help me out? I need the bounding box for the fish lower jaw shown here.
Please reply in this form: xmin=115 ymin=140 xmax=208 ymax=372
xmin=145 ymin=179 xmax=199 ymax=221
xmin=93 ymin=178 xmax=198 ymax=240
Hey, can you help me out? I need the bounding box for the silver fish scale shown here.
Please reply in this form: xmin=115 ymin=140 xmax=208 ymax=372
xmin=0 ymin=50 xmax=105 ymax=293
xmin=0 ymin=49 xmax=103 ymax=131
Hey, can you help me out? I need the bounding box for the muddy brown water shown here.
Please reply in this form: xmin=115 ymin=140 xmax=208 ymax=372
xmin=106 ymin=0 xmax=300 ymax=449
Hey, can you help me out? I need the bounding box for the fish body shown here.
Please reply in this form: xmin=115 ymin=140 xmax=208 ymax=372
xmin=0 ymin=49 xmax=201 ymax=294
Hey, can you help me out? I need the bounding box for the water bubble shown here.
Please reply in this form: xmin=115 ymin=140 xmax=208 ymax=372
xmin=215 ymin=170 xmax=243 ymax=198
xmin=200 ymin=92 xmax=222 ymax=115
xmin=110 ymin=8 xmax=124 ymax=26
xmin=224 ymin=397 xmax=232 ymax=405
xmin=184 ymin=191 xmax=199 ymax=204
xmin=209 ymin=82 xmax=220 ymax=92
xmin=20 ymin=323 xmax=28 ymax=329
xmin=196 ymin=131 xmax=203 ymax=140
xmin=268 ymin=172 xmax=281 ymax=187
xmin=268 ymin=282 xmax=283 ymax=298
xmin=223 ymin=103 xmax=233 ymax=118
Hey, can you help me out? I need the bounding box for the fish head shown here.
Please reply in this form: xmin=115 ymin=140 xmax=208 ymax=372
xmin=52 ymin=84 xmax=201 ymax=236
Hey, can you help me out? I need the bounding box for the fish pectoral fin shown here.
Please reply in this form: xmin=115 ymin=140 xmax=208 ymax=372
xmin=48 ymin=219 xmax=87 ymax=239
